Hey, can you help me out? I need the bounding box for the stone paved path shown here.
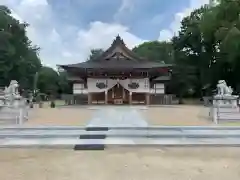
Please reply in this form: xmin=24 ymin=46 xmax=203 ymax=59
xmin=86 ymin=106 xmax=148 ymax=127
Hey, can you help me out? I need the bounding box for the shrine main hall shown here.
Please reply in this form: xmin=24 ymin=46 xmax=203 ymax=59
xmin=59 ymin=35 xmax=172 ymax=105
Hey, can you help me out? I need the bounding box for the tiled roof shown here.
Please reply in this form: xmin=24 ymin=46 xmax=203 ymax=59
xmin=58 ymin=35 xmax=173 ymax=70
xmin=153 ymin=76 xmax=171 ymax=81
xmin=60 ymin=60 xmax=172 ymax=69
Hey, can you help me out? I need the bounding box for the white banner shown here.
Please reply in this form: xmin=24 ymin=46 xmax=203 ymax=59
xmin=87 ymin=78 xmax=117 ymax=93
xmin=119 ymin=78 xmax=149 ymax=93
xmin=87 ymin=78 xmax=150 ymax=93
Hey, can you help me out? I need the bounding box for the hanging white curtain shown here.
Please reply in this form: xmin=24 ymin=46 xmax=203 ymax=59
xmin=118 ymin=78 xmax=131 ymax=91
xmin=119 ymin=78 xmax=149 ymax=93
xmin=87 ymin=78 xmax=150 ymax=93
xmin=87 ymin=78 xmax=118 ymax=93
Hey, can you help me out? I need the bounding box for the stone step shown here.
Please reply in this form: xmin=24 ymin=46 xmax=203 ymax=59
xmin=3 ymin=126 xmax=240 ymax=130
xmin=218 ymin=115 xmax=240 ymax=120
xmin=2 ymin=128 xmax=240 ymax=137
xmin=2 ymin=133 xmax=240 ymax=139
xmin=1 ymin=137 xmax=240 ymax=149
xmin=0 ymin=119 xmax=17 ymax=125
xmin=218 ymin=113 xmax=240 ymax=116
xmin=2 ymin=126 xmax=240 ymax=149
xmin=217 ymin=109 xmax=240 ymax=113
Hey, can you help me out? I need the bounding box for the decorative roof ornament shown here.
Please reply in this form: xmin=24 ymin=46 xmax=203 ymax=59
xmin=116 ymin=34 xmax=121 ymax=40
xmin=111 ymin=34 xmax=125 ymax=46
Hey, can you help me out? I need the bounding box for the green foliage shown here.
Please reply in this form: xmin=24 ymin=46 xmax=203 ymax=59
xmin=132 ymin=0 xmax=240 ymax=97
xmin=87 ymin=49 xmax=104 ymax=61
xmin=133 ymin=41 xmax=174 ymax=63
xmin=170 ymin=0 xmax=240 ymax=97
xmin=0 ymin=5 xmax=71 ymax=96
xmin=37 ymin=66 xmax=59 ymax=95
xmin=0 ymin=5 xmax=41 ymax=88
xmin=57 ymin=71 xmax=71 ymax=94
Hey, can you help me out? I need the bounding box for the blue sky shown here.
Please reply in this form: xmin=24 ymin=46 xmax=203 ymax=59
xmin=2 ymin=0 xmax=209 ymax=68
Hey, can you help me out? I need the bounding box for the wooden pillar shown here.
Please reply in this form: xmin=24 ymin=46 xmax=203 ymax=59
xmin=88 ymin=93 xmax=92 ymax=105
xmin=129 ymin=92 xmax=132 ymax=105
xmin=105 ymin=90 xmax=108 ymax=104
xmin=145 ymin=93 xmax=150 ymax=105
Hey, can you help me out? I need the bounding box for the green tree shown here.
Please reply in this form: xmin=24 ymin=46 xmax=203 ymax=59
xmin=87 ymin=49 xmax=104 ymax=61
xmin=170 ymin=0 xmax=240 ymax=98
xmin=200 ymin=0 xmax=240 ymax=89
xmin=132 ymin=41 xmax=174 ymax=63
xmin=0 ymin=5 xmax=41 ymax=88
xmin=58 ymin=70 xmax=71 ymax=94
xmin=172 ymin=6 xmax=212 ymax=97
xmin=37 ymin=66 xmax=59 ymax=95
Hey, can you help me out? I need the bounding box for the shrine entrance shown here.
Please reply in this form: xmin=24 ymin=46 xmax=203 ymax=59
xmin=107 ymin=83 xmax=130 ymax=104
xmin=87 ymin=78 xmax=150 ymax=105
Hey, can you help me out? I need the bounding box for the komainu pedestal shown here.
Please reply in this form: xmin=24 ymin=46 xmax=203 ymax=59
xmin=211 ymin=80 xmax=239 ymax=123
xmin=213 ymin=80 xmax=238 ymax=107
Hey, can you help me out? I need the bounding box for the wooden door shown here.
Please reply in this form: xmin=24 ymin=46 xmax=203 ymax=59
xmin=107 ymin=84 xmax=129 ymax=104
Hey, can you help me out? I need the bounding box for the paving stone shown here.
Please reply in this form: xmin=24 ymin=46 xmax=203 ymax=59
xmin=86 ymin=106 xmax=148 ymax=127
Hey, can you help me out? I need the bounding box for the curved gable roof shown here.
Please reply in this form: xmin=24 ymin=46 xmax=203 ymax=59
xmin=93 ymin=35 xmax=147 ymax=62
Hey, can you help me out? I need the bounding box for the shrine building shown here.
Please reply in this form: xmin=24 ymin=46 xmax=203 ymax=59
xmin=59 ymin=35 xmax=172 ymax=105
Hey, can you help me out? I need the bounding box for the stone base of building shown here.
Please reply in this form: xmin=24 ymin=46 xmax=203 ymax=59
xmin=61 ymin=93 xmax=174 ymax=105
xmin=87 ymin=92 xmax=150 ymax=105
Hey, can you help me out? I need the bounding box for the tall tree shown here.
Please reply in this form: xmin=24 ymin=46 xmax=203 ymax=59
xmin=171 ymin=0 xmax=240 ymax=97
xmin=0 ymin=5 xmax=41 ymax=88
xmin=37 ymin=66 xmax=59 ymax=95
xmin=200 ymin=0 xmax=240 ymax=88
xmin=87 ymin=49 xmax=104 ymax=61
xmin=57 ymin=70 xmax=71 ymax=94
xmin=172 ymin=6 xmax=214 ymax=96
xmin=133 ymin=41 xmax=174 ymax=63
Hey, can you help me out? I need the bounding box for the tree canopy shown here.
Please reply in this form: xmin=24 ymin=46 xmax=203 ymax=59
xmin=0 ymin=5 xmax=41 ymax=88
xmin=133 ymin=41 xmax=174 ymax=63
xmin=133 ymin=0 xmax=240 ymax=97
xmin=0 ymin=6 xmax=71 ymax=96
xmin=87 ymin=49 xmax=104 ymax=61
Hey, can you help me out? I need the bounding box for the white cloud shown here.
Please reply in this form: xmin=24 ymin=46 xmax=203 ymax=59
xmin=114 ymin=0 xmax=135 ymax=21
xmin=1 ymin=0 xmax=213 ymax=68
xmin=20 ymin=0 xmax=48 ymax=6
xmin=158 ymin=0 xmax=210 ymax=41
xmin=1 ymin=0 xmax=144 ymax=69
xmin=118 ymin=0 xmax=134 ymax=12
xmin=150 ymin=14 xmax=163 ymax=25
xmin=158 ymin=30 xmax=173 ymax=42
xmin=77 ymin=21 xmax=144 ymax=51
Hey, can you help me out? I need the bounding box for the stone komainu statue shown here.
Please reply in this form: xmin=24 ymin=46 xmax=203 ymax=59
xmin=4 ymin=80 xmax=20 ymax=105
xmin=217 ymin=80 xmax=233 ymax=96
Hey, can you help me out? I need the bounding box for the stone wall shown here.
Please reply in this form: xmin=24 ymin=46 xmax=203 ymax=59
xmin=0 ymin=99 xmax=29 ymax=125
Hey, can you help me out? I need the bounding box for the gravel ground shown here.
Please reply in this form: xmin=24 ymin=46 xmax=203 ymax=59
xmin=0 ymin=148 xmax=239 ymax=180
xmin=24 ymin=105 xmax=211 ymax=126
xmin=25 ymin=107 xmax=92 ymax=126
xmin=143 ymin=105 xmax=211 ymax=126
xmin=3 ymin=106 xmax=239 ymax=180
